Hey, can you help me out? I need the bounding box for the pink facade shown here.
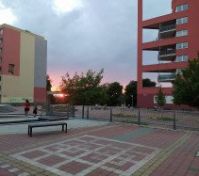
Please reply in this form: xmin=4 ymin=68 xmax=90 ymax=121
xmin=34 ymin=88 xmax=46 ymax=104
xmin=2 ymin=27 xmax=20 ymax=76
xmin=0 ymin=24 xmax=47 ymax=104
xmin=137 ymin=0 xmax=199 ymax=108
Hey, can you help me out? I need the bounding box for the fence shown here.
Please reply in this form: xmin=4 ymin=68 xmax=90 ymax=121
xmin=45 ymin=105 xmax=199 ymax=131
xmin=71 ymin=106 xmax=199 ymax=131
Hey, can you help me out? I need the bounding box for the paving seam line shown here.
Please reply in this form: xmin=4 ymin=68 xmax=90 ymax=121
xmin=132 ymin=132 xmax=191 ymax=176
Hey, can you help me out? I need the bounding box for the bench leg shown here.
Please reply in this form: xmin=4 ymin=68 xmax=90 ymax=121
xmin=65 ymin=124 xmax=67 ymax=133
xmin=28 ymin=127 xmax=30 ymax=136
xmin=62 ymin=124 xmax=64 ymax=132
xmin=30 ymin=127 xmax=32 ymax=137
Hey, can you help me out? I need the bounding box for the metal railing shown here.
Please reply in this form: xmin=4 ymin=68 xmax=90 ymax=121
xmin=159 ymin=50 xmax=176 ymax=56
xmin=160 ymin=24 xmax=176 ymax=32
xmin=70 ymin=106 xmax=199 ymax=131
xmin=43 ymin=105 xmax=199 ymax=131
xmin=158 ymin=73 xmax=176 ymax=82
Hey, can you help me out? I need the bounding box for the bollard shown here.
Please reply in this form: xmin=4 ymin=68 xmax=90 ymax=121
xmin=137 ymin=108 xmax=141 ymax=125
xmin=71 ymin=106 xmax=75 ymax=117
xmin=110 ymin=107 xmax=112 ymax=122
xmin=82 ymin=105 xmax=85 ymax=119
xmin=173 ymin=111 xmax=176 ymax=130
xmin=67 ymin=105 xmax=69 ymax=119
xmin=86 ymin=106 xmax=89 ymax=119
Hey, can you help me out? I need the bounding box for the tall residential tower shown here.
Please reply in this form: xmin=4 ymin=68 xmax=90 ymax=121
xmin=0 ymin=24 xmax=47 ymax=103
xmin=137 ymin=0 xmax=199 ymax=108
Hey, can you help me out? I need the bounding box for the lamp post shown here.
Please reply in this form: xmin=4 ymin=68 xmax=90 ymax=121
xmin=131 ymin=95 xmax=134 ymax=109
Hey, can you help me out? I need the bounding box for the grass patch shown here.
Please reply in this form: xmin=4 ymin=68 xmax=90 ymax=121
xmin=113 ymin=113 xmax=137 ymax=118
xmin=149 ymin=116 xmax=174 ymax=121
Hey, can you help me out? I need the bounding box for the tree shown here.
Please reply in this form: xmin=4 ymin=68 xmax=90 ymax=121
xmin=46 ymin=75 xmax=52 ymax=91
xmin=46 ymin=75 xmax=55 ymax=104
xmin=173 ymin=58 xmax=199 ymax=108
xmin=143 ymin=78 xmax=156 ymax=87
xmin=155 ymin=87 xmax=166 ymax=108
xmin=106 ymin=82 xmax=123 ymax=106
xmin=61 ymin=69 xmax=105 ymax=105
xmin=124 ymin=79 xmax=155 ymax=107
xmin=124 ymin=81 xmax=137 ymax=107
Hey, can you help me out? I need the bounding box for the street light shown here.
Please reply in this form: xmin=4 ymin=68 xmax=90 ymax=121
xmin=131 ymin=95 xmax=134 ymax=109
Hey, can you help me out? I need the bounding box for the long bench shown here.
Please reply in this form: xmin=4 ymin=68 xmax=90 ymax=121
xmin=28 ymin=121 xmax=67 ymax=137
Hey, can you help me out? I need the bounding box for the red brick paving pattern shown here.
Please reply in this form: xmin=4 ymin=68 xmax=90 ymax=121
xmin=150 ymin=133 xmax=199 ymax=176
xmin=0 ymin=123 xmax=198 ymax=176
xmin=37 ymin=155 xmax=66 ymax=166
xmin=132 ymin=129 xmax=184 ymax=148
xmin=22 ymin=150 xmax=48 ymax=159
xmin=59 ymin=161 xmax=91 ymax=174
xmin=12 ymin=134 xmax=158 ymax=175
xmin=87 ymin=168 xmax=119 ymax=176
xmin=0 ymin=168 xmax=15 ymax=176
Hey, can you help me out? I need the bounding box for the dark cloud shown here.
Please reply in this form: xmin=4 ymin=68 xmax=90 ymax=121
xmin=1 ymin=0 xmax=171 ymax=86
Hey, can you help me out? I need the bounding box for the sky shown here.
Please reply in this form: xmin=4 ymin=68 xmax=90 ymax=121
xmin=0 ymin=0 xmax=172 ymax=90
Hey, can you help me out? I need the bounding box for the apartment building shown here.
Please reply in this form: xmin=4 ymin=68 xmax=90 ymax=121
xmin=137 ymin=0 xmax=199 ymax=108
xmin=0 ymin=24 xmax=47 ymax=103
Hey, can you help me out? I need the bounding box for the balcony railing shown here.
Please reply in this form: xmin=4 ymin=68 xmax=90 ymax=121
xmin=158 ymin=73 xmax=176 ymax=82
xmin=160 ymin=24 xmax=176 ymax=33
xmin=158 ymin=50 xmax=176 ymax=61
xmin=159 ymin=50 xmax=176 ymax=56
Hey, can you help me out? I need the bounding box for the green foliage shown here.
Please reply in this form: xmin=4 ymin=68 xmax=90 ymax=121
xmin=155 ymin=87 xmax=166 ymax=107
xmin=173 ymin=58 xmax=199 ymax=108
xmin=61 ymin=69 xmax=105 ymax=105
xmin=124 ymin=79 xmax=156 ymax=107
xmin=124 ymin=81 xmax=137 ymax=107
xmin=46 ymin=75 xmax=52 ymax=91
xmin=143 ymin=78 xmax=156 ymax=87
xmin=106 ymin=82 xmax=123 ymax=106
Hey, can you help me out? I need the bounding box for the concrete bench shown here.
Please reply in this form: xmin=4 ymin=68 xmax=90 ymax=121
xmin=28 ymin=121 xmax=67 ymax=137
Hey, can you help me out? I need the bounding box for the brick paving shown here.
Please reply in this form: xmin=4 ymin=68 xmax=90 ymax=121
xmin=0 ymin=122 xmax=198 ymax=176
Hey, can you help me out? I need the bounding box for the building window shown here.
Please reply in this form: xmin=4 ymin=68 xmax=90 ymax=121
xmin=176 ymin=42 xmax=188 ymax=49
xmin=176 ymin=4 xmax=189 ymax=12
xmin=176 ymin=55 xmax=188 ymax=62
xmin=176 ymin=17 xmax=188 ymax=25
xmin=176 ymin=30 xmax=188 ymax=37
xmin=8 ymin=64 xmax=15 ymax=74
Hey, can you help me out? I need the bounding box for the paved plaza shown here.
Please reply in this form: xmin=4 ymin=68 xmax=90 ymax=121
xmin=0 ymin=119 xmax=198 ymax=176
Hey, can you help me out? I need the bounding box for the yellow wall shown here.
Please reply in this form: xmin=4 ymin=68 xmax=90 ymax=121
xmin=1 ymin=32 xmax=35 ymax=103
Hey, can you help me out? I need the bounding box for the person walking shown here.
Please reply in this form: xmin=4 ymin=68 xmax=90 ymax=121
xmin=33 ymin=104 xmax=38 ymax=117
xmin=24 ymin=99 xmax=30 ymax=117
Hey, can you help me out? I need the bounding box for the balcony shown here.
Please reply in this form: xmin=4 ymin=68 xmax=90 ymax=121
xmin=158 ymin=49 xmax=176 ymax=61
xmin=158 ymin=73 xmax=176 ymax=82
xmin=159 ymin=24 xmax=176 ymax=33
xmin=159 ymin=23 xmax=176 ymax=39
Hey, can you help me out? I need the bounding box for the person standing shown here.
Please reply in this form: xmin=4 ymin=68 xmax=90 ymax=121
xmin=24 ymin=99 xmax=30 ymax=116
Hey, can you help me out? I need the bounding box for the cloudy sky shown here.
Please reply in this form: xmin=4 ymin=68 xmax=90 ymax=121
xmin=0 ymin=0 xmax=171 ymax=89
